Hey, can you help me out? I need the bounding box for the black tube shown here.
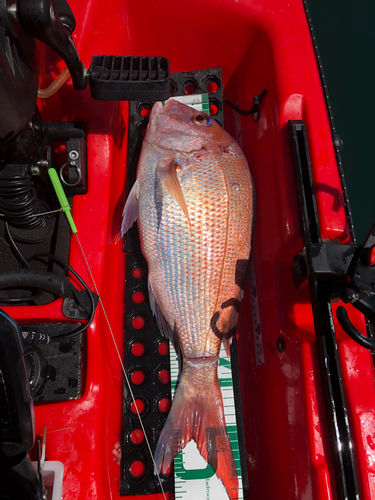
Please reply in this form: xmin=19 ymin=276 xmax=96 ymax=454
xmin=336 ymin=305 xmax=375 ymax=350
xmin=27 ymin=253 xmax=96 ymax=343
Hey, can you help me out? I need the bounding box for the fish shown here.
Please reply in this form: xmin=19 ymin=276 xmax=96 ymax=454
xmin=119 ymin=99 xmax=254 ymax=500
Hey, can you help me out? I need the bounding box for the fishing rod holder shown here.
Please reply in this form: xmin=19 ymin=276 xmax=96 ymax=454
xmin=289 ymin=119 xmax=361 ymax=499
xmin=293 ymin=215 xmax=375 ymax=350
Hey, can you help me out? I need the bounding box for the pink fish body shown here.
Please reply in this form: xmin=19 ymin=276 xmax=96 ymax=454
xmin=120 ymin=99 xmax=254 ymax=499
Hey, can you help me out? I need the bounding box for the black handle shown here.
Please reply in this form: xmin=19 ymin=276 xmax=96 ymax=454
xmin=336 ymin=305 xmax=375 ymax=350
xmin=0 ymin=270 xmax=75 ymax=298
xmin=18 ymin=0 xmax=86 ymax=89
xmin=53 ymin=0 xmax=76 ymax=32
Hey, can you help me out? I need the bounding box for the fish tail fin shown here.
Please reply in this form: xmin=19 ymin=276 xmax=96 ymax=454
xmin=154 ymin=358 xmax=238 ymax=500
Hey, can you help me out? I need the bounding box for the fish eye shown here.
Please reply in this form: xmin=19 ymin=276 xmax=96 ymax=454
xmin=192 ymin=114 xmax=212 ymax=126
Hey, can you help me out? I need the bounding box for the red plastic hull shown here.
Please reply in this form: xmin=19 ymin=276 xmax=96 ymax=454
xmin=4 ymin=0 xmax=375 ymax=498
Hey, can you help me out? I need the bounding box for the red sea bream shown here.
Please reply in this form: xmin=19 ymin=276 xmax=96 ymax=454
xmin=119 ymin=99 xmax=254 ymax=500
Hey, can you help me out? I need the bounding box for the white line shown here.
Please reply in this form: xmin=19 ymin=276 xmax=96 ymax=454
xmin=74 ymin=233 xmax=167 ymax=500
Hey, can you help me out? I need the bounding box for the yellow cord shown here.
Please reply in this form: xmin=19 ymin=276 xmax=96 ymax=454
xmin=38 ymin=67 xmax=71 ymax=99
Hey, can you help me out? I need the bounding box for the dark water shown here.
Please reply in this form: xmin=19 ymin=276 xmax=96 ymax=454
xmin=308 ymin=1 xmax=375 ymax=242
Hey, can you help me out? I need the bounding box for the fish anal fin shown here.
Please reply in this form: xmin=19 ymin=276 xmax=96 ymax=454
xmin=155 ymin=359 xmax=239 ymax=500
xmin=116 ymin=180 xmax=139 ymax=242
xmin=148 ymin=278 xmax=179 ymax=352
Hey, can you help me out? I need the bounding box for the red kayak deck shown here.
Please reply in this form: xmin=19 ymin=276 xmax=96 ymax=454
xmin=4 ymin=0 xmax=375 ymax=498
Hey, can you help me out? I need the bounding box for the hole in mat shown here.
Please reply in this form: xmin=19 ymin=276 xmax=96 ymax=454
xmin=157 ymin=340 xmax=169 ymax=357
xmin=129 ymin=429 xmax=145 ymax=445
xmin=132 ymin=290 xmax=145 ymax=304
xmin=130 ymin=341 xmax=146 ymax=357
xmin=129 ymin=460 xmax=146 ymax=479
xmin=130 ymin=398 xmax=146 ymax=415
xmin=157 ymin=369 xmax=170 ymax=384
xmin=158 ymin=397 xmax=171 ymax=414
xmin=131 ymin=315 xmax=147 ymax=330
xmin=131 ymin=370 xmax=146 ymax=386
xmin=132 ymin=266 xmax=145 ymax=279
xmin=183 ymin=78 xmax=198 ymax=95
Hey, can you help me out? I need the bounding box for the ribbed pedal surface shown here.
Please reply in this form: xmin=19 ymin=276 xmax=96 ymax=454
xmin=89 ymin=56 xmax=171 ymax=101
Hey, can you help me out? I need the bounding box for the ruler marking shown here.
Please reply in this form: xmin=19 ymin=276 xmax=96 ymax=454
xmin=170 ymin=343 xmax=243 ymax=499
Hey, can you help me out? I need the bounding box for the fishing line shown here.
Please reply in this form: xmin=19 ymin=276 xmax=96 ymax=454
xmin=0 ymin=208 xmax=63 ymax=218
xmin=46 ymin=168 xmax=167 ymax=494
xmin=74 ymin=233 xmax=167 ymax=500
xmin=5 ymin=221 xmax=32 ymax=270
xmin=0 ymin=236 xmax=9 ymax=246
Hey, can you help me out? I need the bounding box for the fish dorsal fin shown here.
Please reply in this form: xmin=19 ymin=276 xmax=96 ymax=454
xmin=116 ymin=180 xmax=139 ymax=242
xmin=158 ymin=159 xmax=190 ymax=229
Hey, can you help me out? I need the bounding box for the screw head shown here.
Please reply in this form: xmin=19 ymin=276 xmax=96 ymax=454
xmin=277 ymin=336 xmax=285 ymax=353
xmin=37 ymin=159 xmax=49 ymax=168
xmin=69 ymin=150 xmax=79 ymax=161
xmin=50 ymin=4 xmax=55 ymax=22
xmin=8 ymin=2 xmax=18 ymax=21
xmin=30 ymin=165 xmax=40 ymax=175
xmin=333 ymin=133 xmax=343 ymax=153
xmin=342 ymin=288 xmax=359 ymax=304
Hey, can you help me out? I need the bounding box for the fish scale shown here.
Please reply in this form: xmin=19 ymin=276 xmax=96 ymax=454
xmin=143 ymin=156 xmax=229 ymax=357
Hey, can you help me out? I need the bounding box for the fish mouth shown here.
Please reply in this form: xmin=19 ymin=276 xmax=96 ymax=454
xmin=157 ymin=98 xmax=194 ymax=119
xmin=149 ymin=101 xmax=164 ymax=120
xmin=162 ymin=99 xmax=180 ymax=110
xmin=150 ymin=99 xmax=179 ymax=119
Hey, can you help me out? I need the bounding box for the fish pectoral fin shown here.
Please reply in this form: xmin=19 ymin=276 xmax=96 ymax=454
xmin=158 ymin=160 xmax=191 ymax=229
xmin=116 ymin=180 xmax=139 ymax=242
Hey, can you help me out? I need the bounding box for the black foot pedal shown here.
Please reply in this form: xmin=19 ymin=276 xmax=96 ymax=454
xmin=89 ymin=56 xmax=171 ymax=101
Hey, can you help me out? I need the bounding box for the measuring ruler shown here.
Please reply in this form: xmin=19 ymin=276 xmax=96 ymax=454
xmin=170 ymin=343 xmax=244 ymax=500
xmin=163 ymin=93 xmax=210 ymax=113
xmin=249 ymin=255 xmax=264 ymax=366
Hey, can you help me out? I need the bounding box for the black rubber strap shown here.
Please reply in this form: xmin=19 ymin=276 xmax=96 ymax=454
xmin=336 ymin=305 xmax=375 ymax=350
